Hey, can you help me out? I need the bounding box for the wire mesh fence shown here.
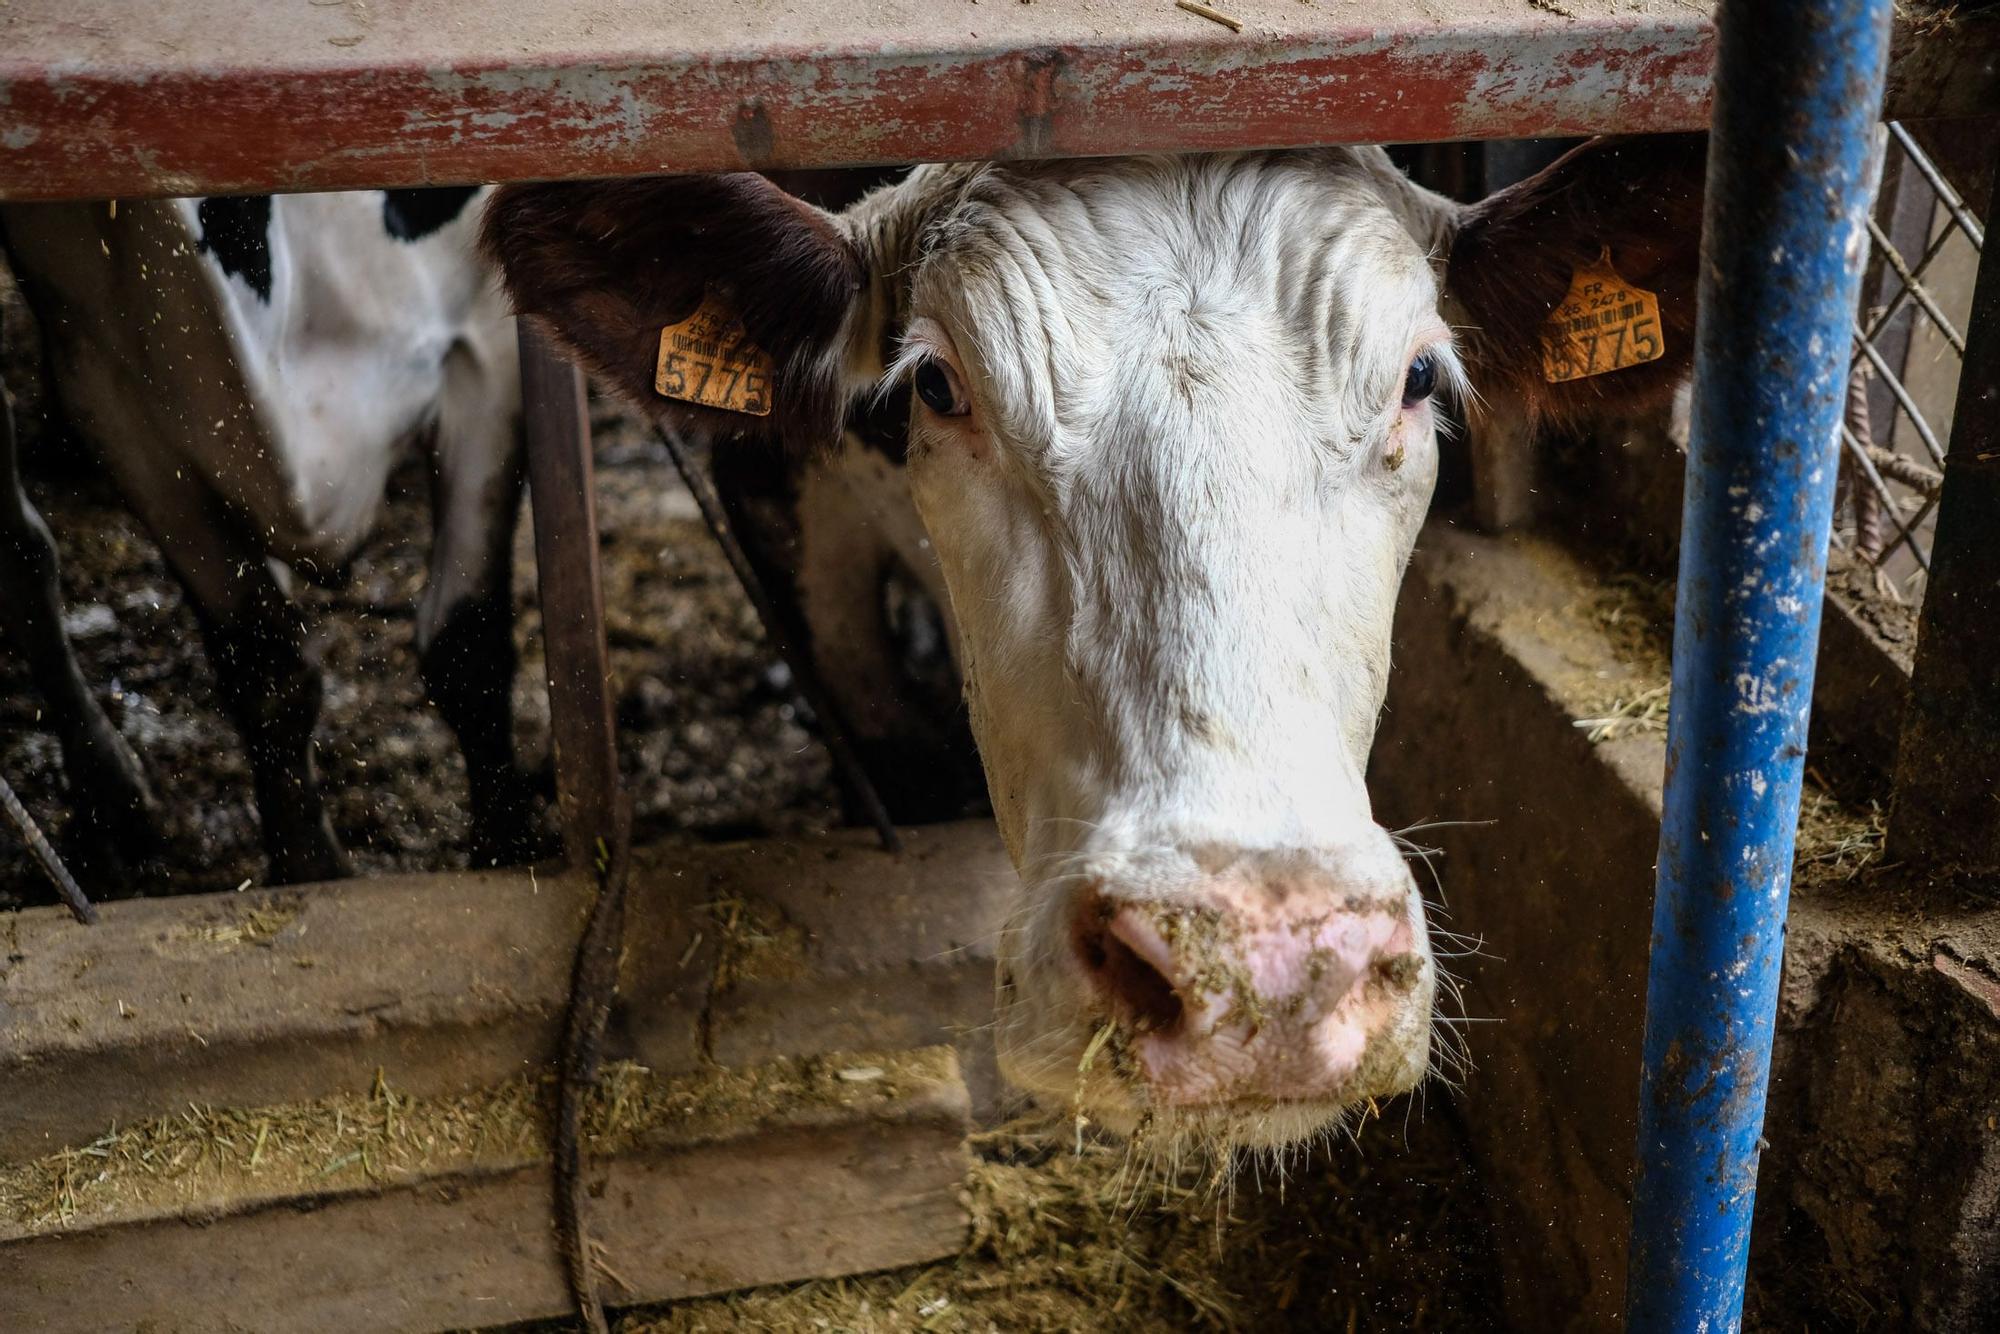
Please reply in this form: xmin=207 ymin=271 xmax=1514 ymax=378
xmin=1836 ymin=122 xmax=1982 ymax=602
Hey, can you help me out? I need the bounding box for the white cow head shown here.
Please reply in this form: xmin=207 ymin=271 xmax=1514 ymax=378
xmin=485 ymin=138 xmax=1703 ymax=1151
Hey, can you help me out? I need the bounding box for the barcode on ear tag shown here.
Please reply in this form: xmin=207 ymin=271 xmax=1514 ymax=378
xmin=655 ymin=294 xmax=774 ymax=416
xmin=1542 ymin=247 xmax=1665 ymax=383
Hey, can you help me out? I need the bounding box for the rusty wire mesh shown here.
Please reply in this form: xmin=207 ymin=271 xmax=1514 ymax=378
xmin=1835 ymin=122 xmax=1982 ymax=602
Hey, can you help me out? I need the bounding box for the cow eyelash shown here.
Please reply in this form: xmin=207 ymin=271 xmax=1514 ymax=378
xmin=1401 ymin=352 xmax=1440 ymax=408
xmin=912 ymin=356 xmax=970 ymax=417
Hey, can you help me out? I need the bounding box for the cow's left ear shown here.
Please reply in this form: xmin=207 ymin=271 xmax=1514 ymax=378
xmin=481 ymin=174 xmax=866 ymax=446
xmin=1444 ymin=134 xmax=1708 ymax=428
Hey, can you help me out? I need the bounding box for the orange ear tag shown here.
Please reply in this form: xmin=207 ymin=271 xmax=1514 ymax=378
xmin=1542 ymin=247 xmax=1666 ymax=384
xmin=654 ymin=292 xmax=775 ymax=416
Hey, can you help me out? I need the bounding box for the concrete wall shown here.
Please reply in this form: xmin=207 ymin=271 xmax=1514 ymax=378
xmin=1370 ymin=526 xmax=1667 ymax=1329
xmin=1369 ymin=519 xmax=2000 ymax=1331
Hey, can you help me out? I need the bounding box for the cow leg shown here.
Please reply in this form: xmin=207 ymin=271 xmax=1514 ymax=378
xmin=416 ymin=350 xmax=536 ymax=866
xmin=0 ymin=377 xmax=164 ymax=858
xmin=136 ymin=492 xmax=349 ymax=885
xmin=194 ymin=557 xmax=349 ymax=885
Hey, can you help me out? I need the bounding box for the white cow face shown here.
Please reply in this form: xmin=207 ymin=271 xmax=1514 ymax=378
xmin=878 ymin=157 xmax=1455 ymax=1145
xmin=485 ymin=139 xmax=1704 ymax=1152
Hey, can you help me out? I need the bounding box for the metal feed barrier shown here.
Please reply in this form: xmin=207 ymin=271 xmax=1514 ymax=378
xmin=1839 ymin=122 xmax=1982 ymax=594
xmin=4 ymin=1 xmax=1996 ymax=1329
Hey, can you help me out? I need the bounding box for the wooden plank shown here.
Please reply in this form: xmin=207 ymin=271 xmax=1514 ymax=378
xmin=0 ymin=2 xmax=1993 ymax=201
xmin=0 ymin=1049 xmax=971 ymax=1333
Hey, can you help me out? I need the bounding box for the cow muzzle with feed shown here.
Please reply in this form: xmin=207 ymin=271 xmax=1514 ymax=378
xmin=482 ymin=139 xmax=1703 ymax=1153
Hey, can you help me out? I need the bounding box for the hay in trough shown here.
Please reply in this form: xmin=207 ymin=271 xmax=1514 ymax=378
xmin=0 ymin=1048 xmax=951 ymax=1240
xmin=705 ymin=892 xmax=811 ymax=989
xmin=1572 ymin=570 xmax=1676 ymax=742
xmin=1794 ymin=783 xmax=1889 ymax=885
xmin=618 ymin=1105 xmax=1501 ymax=1334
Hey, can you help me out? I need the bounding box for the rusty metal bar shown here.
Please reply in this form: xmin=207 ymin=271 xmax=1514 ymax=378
xmin=517 ymin=323 xmax=630 ymax=1334
xmin=1853 ymin=324 xmax=1950 ymax=469
xmin=1855 ymin=211 xmax=1960 ymax=367
xmin=0 ymin=770 xmax=97 ymax=925
xmin=1841 ymin=122 xmax=1977 ymax=579
xmin=1625 ymin=0 xmax=1891 ymax=1326
xmin=520 ymin=329 xmax=623 ymax=863
xmin=1886 ymin=138 xmax=2000 ymax=874
xmin=2 ymin=1 xmax=1997 ymax=202
xmin=1861 ymin=440 xmax=1942 ymax=495
xmin=1889 ymin=120 xmax=1987 ymax=249
xmin=1841 ymin=425 xmax=1933 ymax=573
xmin=1857 ymin=132 xmax=1936 ymax=464
xmin=1866 ymin=214 xmax=1967 ymax=356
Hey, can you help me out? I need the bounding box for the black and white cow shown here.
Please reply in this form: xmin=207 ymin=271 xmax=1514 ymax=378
xmin=485 ymin=138 xmax=1706 ymax=1152
xmin=0 ymin=188 xmax=533 ymax=884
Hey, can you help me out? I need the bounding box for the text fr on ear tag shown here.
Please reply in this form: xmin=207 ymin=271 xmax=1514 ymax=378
xmin=1542 ymin=246 xmax=1665 ymax=384
xmin=655 ymin=290 xmax=775 ymax=416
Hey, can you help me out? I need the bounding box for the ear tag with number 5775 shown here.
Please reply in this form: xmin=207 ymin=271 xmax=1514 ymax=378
xmin=1542 ymin=247 xmax=1665 ymax=384
xmin=655 ymin=292 xmax=774 ymax=416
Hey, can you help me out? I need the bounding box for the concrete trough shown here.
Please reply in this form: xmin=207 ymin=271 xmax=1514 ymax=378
xmin=0 ymin=822 xmax=1014 ymax=1330
xmin=0 ymin=822 xmax=1011 ymax=1159
xmin=1370 ymin=518 xmax=2000 ymax=1331
xmin=1 ymin=1048 xmax=972 ymax=1332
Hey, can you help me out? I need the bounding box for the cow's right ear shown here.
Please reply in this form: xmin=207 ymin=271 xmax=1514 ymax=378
xmin=481 ymin=175 xmax=865 ymax=446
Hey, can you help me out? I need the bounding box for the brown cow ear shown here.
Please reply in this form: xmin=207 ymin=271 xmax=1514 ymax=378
xmin=481 ymin=174 xmax=865 ymax=446
xmin=1445 ymin=134 xmax=1708 ymax=430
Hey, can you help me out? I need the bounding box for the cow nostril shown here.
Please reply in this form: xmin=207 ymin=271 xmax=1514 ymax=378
xmin=1374 ymin=951 xmax=1424 ymax=993
xmin=1076 ymin=916 xmax=1185 ymax=1036
xmin=1101 ymin=934 xmax=1185 ymax=1034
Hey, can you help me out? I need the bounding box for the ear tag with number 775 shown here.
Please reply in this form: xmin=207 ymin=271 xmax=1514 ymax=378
xmin=1542 ymin=247 xmax=1665 ymax=383
xmin=655 ymin=292 xmax=775 ymax=416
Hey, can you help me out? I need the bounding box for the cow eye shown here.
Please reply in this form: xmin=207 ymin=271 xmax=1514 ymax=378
xmin=1402 ymin=353 xmax=1439 ymax=407
xmin=913 ymin=357 xmax=969 ymax=417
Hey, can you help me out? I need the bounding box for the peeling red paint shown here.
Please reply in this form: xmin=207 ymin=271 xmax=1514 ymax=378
xmin=0 ymin=3 xmax=1991 ymax=200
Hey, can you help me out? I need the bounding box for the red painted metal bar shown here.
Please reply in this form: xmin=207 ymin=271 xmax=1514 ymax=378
xmin=2 ymin=1 xmax=1994 ymax=202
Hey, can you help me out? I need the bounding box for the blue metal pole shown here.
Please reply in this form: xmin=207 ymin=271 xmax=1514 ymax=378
xmin=1625 ymin=2 xmax=1892 ymax=1330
